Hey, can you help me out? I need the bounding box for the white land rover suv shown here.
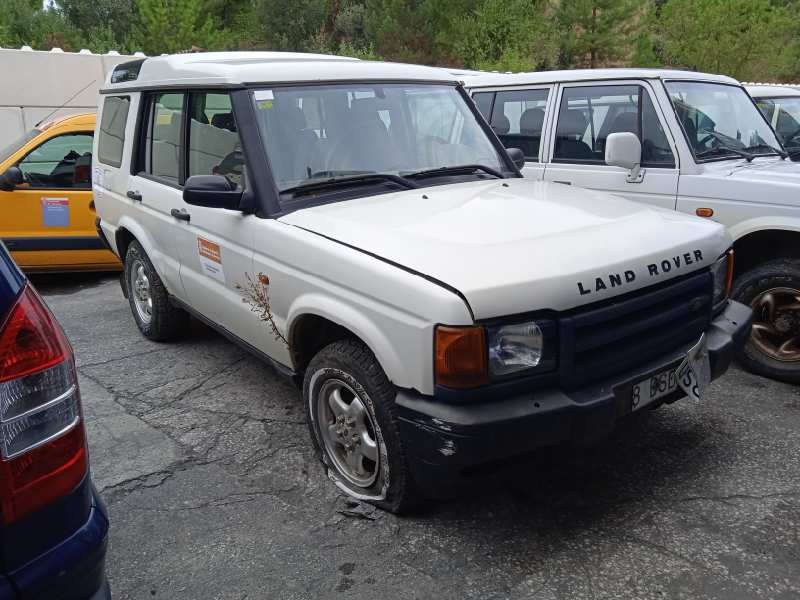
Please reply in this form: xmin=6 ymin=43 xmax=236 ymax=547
xmin=93 ymin=53 xmax=751 ymax=512
xmin=466 ymin=69 xmax=800 ymax=383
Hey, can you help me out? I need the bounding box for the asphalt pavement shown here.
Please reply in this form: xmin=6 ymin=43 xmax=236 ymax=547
xmin=34 ymin=272 xmax=800 ymax=600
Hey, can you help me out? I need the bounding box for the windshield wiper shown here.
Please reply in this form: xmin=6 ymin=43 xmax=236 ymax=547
xmin=281 ymin=172 xmax=417 ymax=197
xmin=696 ymin=145 xmax=754 ymax=162
xmin=742 ymin=143 xmax=788 ymax=159
xmin=404 ymin=164 xmax=505 ymax=180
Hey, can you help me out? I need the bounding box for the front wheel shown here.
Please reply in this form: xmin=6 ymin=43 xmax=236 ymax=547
xmin=732 ymin=259 xmax=800 ymax=383
xmin=303 ymin=339 xmax=421 ymax=513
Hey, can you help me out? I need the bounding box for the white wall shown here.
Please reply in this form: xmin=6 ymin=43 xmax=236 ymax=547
xmin=0 ymin=48 xmax=143 ymax=148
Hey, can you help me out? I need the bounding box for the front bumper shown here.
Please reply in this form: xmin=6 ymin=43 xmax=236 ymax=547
xmin=396 ymin=300 xmax=752 ymax=495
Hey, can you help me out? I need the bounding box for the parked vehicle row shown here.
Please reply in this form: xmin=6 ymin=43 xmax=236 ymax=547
xmin=463 ymin=69 xmax=800 ymax=383
xmin=92 ymin=53 xmax=750 ymax=512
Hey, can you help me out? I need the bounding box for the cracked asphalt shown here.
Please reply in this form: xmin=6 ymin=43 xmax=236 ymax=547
xmin=32 ymin=272 xmax=800 ymax=600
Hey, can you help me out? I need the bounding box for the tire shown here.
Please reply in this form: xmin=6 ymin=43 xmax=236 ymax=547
xmin=303 ymin=339 xmax=421 ymax=513
xmin=124 ymin=240 xmax=189 ymax=342
xmin=731 ymin=258 xmax=800 ymax=384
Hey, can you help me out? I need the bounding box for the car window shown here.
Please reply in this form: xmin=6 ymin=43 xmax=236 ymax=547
xmin=553 ymin=85 xmax=674 ymax=168
xmin=252 ymin=83 xmax=508 ymax=196
xmin=188 ymin=92 xmax=247 ymax=188
xmin=755 ymin=96 xmax=800 ymax=154
xmin=142 ymin=92 xmax=185 ymax=184
xmin=98 ymin=96 xmax=130 ymax=168
xmin=488 ymin=89 xmax=549 ymax=161
xmin=472 ymin=92 xmax=494 ymax=121
xmin=17 ymin=133 xmax=94 ymax=189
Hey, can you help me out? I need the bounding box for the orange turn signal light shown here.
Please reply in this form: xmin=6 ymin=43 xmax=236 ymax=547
xmin=696 ymin=207 xmax=714 ymax=218
xmin=435 ymin=325 xmax=489 ymax=389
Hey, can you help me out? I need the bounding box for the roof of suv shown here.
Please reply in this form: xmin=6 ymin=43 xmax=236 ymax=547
xmin=462 ymin=68 xmax=740 ymax=88
xmin=746 ymin=84 xmax=800 ymax=98
xmin=102 ymin=51 xmax=458 ymax=91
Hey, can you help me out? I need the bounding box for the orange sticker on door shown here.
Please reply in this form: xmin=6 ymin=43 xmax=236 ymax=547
xmin=197 ymin=237 xmax=226 ymax=283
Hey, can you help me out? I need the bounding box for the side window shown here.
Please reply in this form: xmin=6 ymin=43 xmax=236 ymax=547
xmin=98 ymin=95 xmax=130 ymax=167
xmin=17 ymin=133 xmax=94 ymax=188
xmin=141 ymin=92 xmax=185 ymax=184
xmin=554 ymin=85 xmax=674 ymax=168
xmin=188 ymin=92 xmax=247 ymax=188
xmin=472 ymin=92 xmax=494 ymax=121
xmin=641 ymin=92 xmax=675 ymax=167
xmin=490 ymin=88 xmax=549 ymax=161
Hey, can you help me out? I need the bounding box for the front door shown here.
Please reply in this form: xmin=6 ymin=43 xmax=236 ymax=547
xmin=543 ymin=83 xmax=680 ymax=210
xmin=0 ymin=131 xmax=113 ymax=269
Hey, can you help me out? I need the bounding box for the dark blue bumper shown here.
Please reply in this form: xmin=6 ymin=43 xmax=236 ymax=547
xmin=6 ymin=485 xmax=110 ymax=600
xmin=397 ymin=300 xmax=752 ymax=495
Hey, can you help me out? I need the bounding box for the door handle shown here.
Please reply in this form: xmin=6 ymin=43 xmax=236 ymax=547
xmin=170 ymin=208 xmax=191 ymax=222
xmin=127 ymin=190 xmax=142 ymax=202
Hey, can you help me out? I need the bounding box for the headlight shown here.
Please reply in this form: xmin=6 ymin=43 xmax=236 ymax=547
xmin=487 ymin=320 xmax=554 ymax=377
xmin=710 ymin=249 xmax=734 ymax=306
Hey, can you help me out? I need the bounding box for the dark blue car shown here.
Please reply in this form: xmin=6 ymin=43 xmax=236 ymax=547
xmin=0 ymin=243 xmax=110 ymax=599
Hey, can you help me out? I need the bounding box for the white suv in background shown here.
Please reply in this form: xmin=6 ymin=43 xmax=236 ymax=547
xmin=93 ymin=53 xmax=749 ymax=511
xmin=466 ymin=69 xmax=800 ymax=383
xmin=747 ymin=84 xmax=800 ymax=161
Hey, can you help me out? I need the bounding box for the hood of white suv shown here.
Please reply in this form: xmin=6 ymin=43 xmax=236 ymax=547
xmin=281 ymin=179 xmax=729 ymax=318
xmin=686 ymin=157 xmax=800 ymax=206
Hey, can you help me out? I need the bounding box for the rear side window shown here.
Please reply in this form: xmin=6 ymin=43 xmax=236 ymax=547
xmin=141 ymin=92 xmax=185 ymax=184
xmin=554 ymin=85 xmax=674 ymax=168
xmin=98 ymin=96 xmax=130 ymax=168
xmin=188 ymin=92 xmax=246 ymax=188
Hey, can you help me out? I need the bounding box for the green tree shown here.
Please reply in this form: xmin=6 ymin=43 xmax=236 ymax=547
xmin=554 ymin=0 xmax=643 ymax=68
xmin=0 ymin=0 xmax=81 ymax=50
xmin=131 ymin=0 xmax=224 ymax=54
xmin=653 ymin=0 xmax=798 ymax=81
xmin=249 ymin=0 xmax=328 ymax=51
xmin=455 ymin=0 xmax=557 ymax=71
xmin=58 ymin=0 xmax=135 ymax=51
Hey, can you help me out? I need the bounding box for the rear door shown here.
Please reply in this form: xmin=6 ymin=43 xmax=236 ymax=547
xmin=0 ymin=129 xmax=105 ymax=269
xmin=471 ymin=86 xmax=553 ymax=179
xmin=542 ymin=82 xmax=680 ymax=210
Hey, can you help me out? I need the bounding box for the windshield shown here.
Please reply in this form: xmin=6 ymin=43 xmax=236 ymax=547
xmin=665 ymin=81 xmax=783 ymax=162
xmin=0 ymin=129 xmax=40 ymax=165
xmin=251 ymin=83 xmax=510 ymax=198
xmin=754 ymin=96 xmax=800 ymax=155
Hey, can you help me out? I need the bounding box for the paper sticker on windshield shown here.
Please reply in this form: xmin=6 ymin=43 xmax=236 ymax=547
xmin=41 ymin=198 xmax=69 ymax=227
xmin=197 ymin=237 xmax=226 ymax=283
xmin=255 ymin=90 xmax=274 ymax=109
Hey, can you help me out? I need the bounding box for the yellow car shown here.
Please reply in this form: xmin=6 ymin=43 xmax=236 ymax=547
xmin=0 ymin=113 xmax=121 ymax=272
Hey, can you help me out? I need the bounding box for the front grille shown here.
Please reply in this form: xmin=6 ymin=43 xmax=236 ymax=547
xmin=559 ymin=269 xmax=713 ymax=389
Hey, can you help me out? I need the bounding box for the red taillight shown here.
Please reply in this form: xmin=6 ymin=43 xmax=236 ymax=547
xmin=0 ymin=285 xmax=87 ymax=525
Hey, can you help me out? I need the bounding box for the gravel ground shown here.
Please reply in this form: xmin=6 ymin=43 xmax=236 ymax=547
xmin=34 ymin=272 xmax=800 ymax=600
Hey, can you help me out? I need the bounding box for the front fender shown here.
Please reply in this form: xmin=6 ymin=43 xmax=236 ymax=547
xmin=287 ymin=292 xmax=415 ymax=391
xmin=728 ymin=216 xmax=800 ymax=242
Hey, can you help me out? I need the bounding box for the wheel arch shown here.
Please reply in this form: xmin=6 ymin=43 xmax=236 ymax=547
xmin=287 ymin=295 xmax=408 ymax=388
xmin=731 ymin=221 xmax=800 ymax=277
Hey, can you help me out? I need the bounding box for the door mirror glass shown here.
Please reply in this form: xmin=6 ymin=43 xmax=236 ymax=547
xmin=506 ymin=147 xmax=526 ymax=170
xmin=183 ymin=175 xmax=243 ymax=209
xmin=605 ymin=132 xmax=641 ymax=170
xmin=0 ymin=166 xmax=23 ymax=191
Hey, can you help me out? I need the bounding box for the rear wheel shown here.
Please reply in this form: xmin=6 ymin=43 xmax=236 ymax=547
xmin=124 ymin=240 xmax=188 ymax=341
xmin=303 ymin=339 xmax=421 ymax=513
xmin=732 ymin=259 xmax=800 ymax=383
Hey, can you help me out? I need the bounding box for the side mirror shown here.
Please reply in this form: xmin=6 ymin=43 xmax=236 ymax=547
xmin=506 ymin=147 xmax=526 ymax=170
xmin=0 ymin=166 xmax=23 ymax=192
xmin=605 ymin=132 xmax=644 ymax=183
xmin=183 ymin=175 xmax=243 ymax=209
xmin=605 ymin=132 xmax=642 ymax=171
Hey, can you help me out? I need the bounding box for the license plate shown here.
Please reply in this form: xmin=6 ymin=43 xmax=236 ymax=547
xmin=631 ymin=334 xmax=710 ymax=411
